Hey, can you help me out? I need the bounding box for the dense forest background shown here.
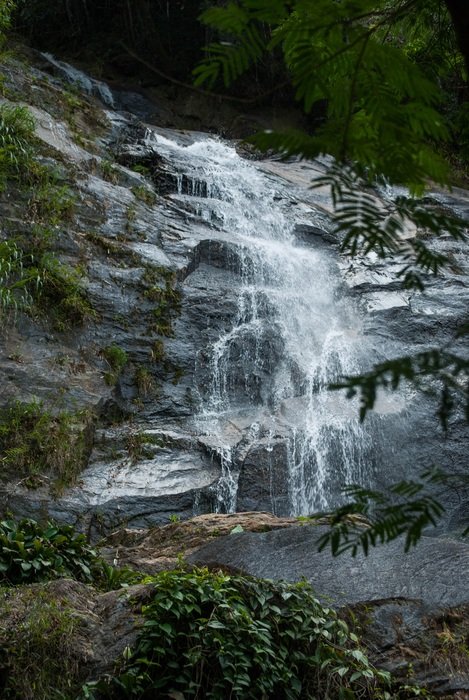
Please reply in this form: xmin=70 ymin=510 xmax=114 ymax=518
xmin=15 ymin=0 xmax=208 ymax=80
xmin=11 ymin=0 xmax=469 ymax=176
xmin=13 ymin=0 xmax=285 ymax=101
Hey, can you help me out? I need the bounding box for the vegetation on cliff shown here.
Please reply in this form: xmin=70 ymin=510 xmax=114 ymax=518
xmin=0 ymin=5 xmax=467 ymax=696
xmin=0 ymin=518 xmax=430 ymax=700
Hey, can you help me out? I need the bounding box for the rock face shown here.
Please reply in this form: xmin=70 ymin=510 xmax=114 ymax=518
xmin=187 ymin=523 xmax=469 ymax=607
xmin=0 ymin=48 xmax=468 ymax=538
xmin=100 ymin=511 xmax=299 ymax=572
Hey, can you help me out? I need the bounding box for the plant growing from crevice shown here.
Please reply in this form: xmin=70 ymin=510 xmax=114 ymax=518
xmin=0 ymin=239 xmax=94 ymax=330
xmin=0 ymin=240 xmax=42 ymax=314
xmin=142 ymin=265 xmax=181 ymax=338
xmin=27 ymin=180 xmax=75 ymax=227
xmin=134 ymin=366 xmax=155 ymax=397
xmin=33 ymin=256 xmax=96 ymax=330
xmin=101 ymin=344 xmax=128 ymax=386
xmin=150 ymin=339 xmax=165 ymax=363
xmin=0 ymin=103 xmax=36 ymax=187
xmin=100 ymin=159 xmax=120 ymax=184
xmin=85 ymin=231 xmax=130 ymax=261
xmin=131 ymin=184 xmax=156 ymax=207
xmin=125 ymin=202 xmax=137 ymax=234
xmin=125 ymin=431 xmax=165 ymax=463
xmin=130 ymin=163 xmax=151 ymax=177
xmin=149 ymin=340 xmax=184 ymax=384
xmin=0 ymin=400 xmax=94 ymax=490
xmin=168 ymin=362 xmax=184 ymax=385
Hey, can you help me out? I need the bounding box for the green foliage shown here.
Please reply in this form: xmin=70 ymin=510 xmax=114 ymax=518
xmin=134 ymin=366 xmax=155 ymax=397
xmin=195 ymin=1 xmax=466 ymax=271
xmin=101 ymin=344 xmax=128 ymax=386
xmin=196 ymin=0 xmax=453 ymax=187
xmin=0 ymin=518 xmax=98 ymax=584
xmin=0 ymin=400 xmax=92 ymax=489
xmin=0 ymin=240 xmax=42 ymax=313
xmin=125 ymin=431 xmax=165 ymax=463
xmin=28 ymin=180 xmax=75 ymax=226
xmin=32 ymin=256 xmax=95 ymax=330
xmin=93 ymin=559 xmax=143 ymax=592
xmin=0 ymin=241 xmax=94 ymax=330
xmin=143 ymin=265 xmax=181 ymax=337
xmin=131 ymin=184 xmax=156 ymax=207
xmin=100 ymin=159 xmax=120 ymax=184
xmin=316 ymin=469 xmax=469 ymax=556
xmin=130 ymin=164 xmax=150 ymax=177
xmin=312 ymin=164 xmax=466 ymax=289
xmin=84 ymin=568 xmax=392 ymax=699
xmin=150 ymin=339 xmax=165 ymax=363
xmin=0 ymin=104 xmax=36 ymax=185
xmin=0 ymin=0 xmax=15 ymax=37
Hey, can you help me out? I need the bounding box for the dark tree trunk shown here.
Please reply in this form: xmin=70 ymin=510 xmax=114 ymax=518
xmin=444 ymin=0 xmax=469 ymax=75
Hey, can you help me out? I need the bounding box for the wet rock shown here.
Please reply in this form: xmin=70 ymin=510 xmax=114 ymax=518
xmin=187 ymin=524 xmax=469 ymax=607
xmin=0 ymin=50 xmax=468 ymax=540
xmin=347 ymin=599 xmax=469 ymax=696
xmin=237 ymin=440 xmax=291 ymax=515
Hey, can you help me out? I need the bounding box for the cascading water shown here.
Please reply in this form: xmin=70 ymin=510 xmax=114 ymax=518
xmin=147 ymin=131 xmax=373 ymax=515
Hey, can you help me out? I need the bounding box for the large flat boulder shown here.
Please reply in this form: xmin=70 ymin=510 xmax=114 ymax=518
xmin=187 ymin=524 xmax=469 ymax=608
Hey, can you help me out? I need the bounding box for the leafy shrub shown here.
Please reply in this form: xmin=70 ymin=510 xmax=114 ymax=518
xmin=86 ymin=569 xmax=391 ymax=699
xmin=0 ymin=519 xmax=98 ymax=584
xmin=0 ymin=399 xmax=93 ymax=489
xmin=94 ymin=559 xmax=143 ymax=592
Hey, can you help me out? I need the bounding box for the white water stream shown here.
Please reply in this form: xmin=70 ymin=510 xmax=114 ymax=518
xmin=148 ymin=133 xmax=372 ymax=514
xmin=30 ymin=55 xmax=467 ymax=530
xmin=38 ymin=52 xmax=374 ymax=514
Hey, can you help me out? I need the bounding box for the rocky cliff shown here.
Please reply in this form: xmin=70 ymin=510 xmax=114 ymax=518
xmin=0 ymin=46 xmax=467 ymax=538
xmin=0 ymin=44 xmax=469 ymax=699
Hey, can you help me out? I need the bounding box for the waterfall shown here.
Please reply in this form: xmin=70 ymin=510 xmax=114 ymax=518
xmin=148 ymin=132 xmax=372 ymax=515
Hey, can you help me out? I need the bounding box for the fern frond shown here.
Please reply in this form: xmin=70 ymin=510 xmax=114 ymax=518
xmin=194 ymin=25 xmax=266 ymax=88
xmin=332 ymin=348 xmax=469 ymax=428
xmin=316 ymin=468 xmax=468 ymax=557
xmin=199 ymin=4 xmax=250 ymax=35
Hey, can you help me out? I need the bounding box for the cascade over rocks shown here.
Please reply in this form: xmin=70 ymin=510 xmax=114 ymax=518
xmin=0 ymin=48 xmax=467 ymax=540
xmin=0 ymin=36 xmax=468 ymax=700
